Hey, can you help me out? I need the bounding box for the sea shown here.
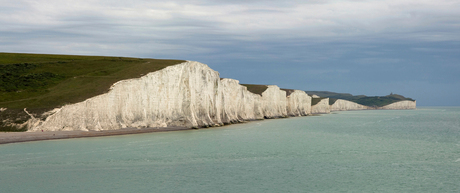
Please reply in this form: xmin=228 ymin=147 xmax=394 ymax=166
xmin=0 ymin=107 xmax=459 ymax=193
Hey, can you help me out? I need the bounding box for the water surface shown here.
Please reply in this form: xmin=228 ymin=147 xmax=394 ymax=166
xmin=1 ymin=107 xmax=459 ymax=192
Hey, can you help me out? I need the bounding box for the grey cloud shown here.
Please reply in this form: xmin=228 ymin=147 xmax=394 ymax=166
xmin=1 ymin=0 xmax=460 ymax=105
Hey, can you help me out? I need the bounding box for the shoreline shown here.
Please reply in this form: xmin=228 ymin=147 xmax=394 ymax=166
xmin=0 ymin=118 xmax=270 ymax=145
xmin=0 ymin=127 xmax=192 ymax=145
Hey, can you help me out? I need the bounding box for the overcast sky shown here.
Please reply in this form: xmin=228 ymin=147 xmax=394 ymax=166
xmin=1 ymin=0 xmax=459 ymax=106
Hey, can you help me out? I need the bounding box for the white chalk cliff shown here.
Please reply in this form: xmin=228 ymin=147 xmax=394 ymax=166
xmin=286 ymin=90 xmax=312 ymax=116
xmin=25 ymin=61 xmax=416 ymax=132
xmin=379 ymin=100 xmax=416 ymax=110
xmin=31 ymin=62 xmax=301 ymax=131
xmin=330 ymin=99 xmax=370 ymax=111
xmin=34 ymin=61 xmax=223 ymax=131
xmin=311 ymin=98 xmax=330 ymax=114
xmin=260 ymin=86 xmax=288 ymax=118
xmin=219 ymin=78 xmax=264 ymax=123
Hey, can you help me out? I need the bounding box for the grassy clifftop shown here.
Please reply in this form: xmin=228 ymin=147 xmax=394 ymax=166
xmin=0 ymin=53 xmax=185 ymax=109
xmin=241 ymin=84 xmax=268 ymax=95
xmin=311 ymin=97 xmax=327 ymax=106
xmin=349 ymin=94 xmax=415 ymax=107
xmin=305 ymin=91 xmax=415 ymax=107
xmin=0 ymin=53 xmax=185 ymax=131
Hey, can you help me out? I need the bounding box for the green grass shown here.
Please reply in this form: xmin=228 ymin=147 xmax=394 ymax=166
xmin=241 ymin=84 xmax=268 ymax=95
xmin=350 ymin=94 xmax=415 ymax=107
xmin=0 ymin=108 xmax=29 ymax=132
xmin=306 ymin=91 xmax=415 ymax=107
xmin=1 ymin=63 xmax=65 ymax=92
xmin=311 ymin=97 xmax=327 ymax=106
xmin=0 ymin=53 xmax=185 ymax=109
xmin=329 ymin=98 xmax=338 ymax=105
xmin=0 ymin=53 xmax=185 ymax=131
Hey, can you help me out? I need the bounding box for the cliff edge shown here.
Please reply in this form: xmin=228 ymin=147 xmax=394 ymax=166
xmin=28 ymin=61 xmax=312 ymax=131
xmin=311 ymin=98 xmax=330 ymax=114
xmin=330 ymin=99 xmax=370 ymax=111
xmin=1 ymin=58 xmax=417 ymax=132
xmin=379 ymin=100 xmax=416 ymax=110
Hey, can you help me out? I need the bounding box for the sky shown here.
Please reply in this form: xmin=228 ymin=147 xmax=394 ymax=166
xmin=1 ymin=0 xmax=459 ymax=106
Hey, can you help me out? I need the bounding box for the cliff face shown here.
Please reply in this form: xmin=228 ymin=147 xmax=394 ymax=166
xmin=34 ymin=62 xmax=224 ymax=131
xmin=311 ymin=98 xmax=330 ymax=114
xmin=31 ymin=62 xmax=295 ymax=131
xmin=286 ymin=90 xmax=312 ymax=116
xmin=260 ymin=86 xmax=288 ymax=118
xmin=219 ymin=78 xmax=264 ymax=123
xmin=330 ymin=99 xmax=369 ymax=111
xmin=25 ymin=61 xmax=416 ymax=132
xmin=379 ymin=100 xmax=416 ymax=110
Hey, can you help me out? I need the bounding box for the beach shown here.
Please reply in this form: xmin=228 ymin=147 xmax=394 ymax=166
xmin=0 ymin=127 xmax=192 ymax=145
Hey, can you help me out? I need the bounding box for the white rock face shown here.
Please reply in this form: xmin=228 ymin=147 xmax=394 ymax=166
xmin=219 ymin=78 xmax=264 ymax=123
xmin=330 ymin=99 xmax=369 ymax=111
xmin=311 ymin=98 xmax=330 ymax=114
xmin=35 ymin=61 xmax=224 ymax=131
xmin=25 ymin=60 xmax=417 ymax=132
xmin=260 ymin=85 xmax=288 ymax=118
xmin=379 ymin=100 xmax=416 ymax=110
xmin=286 ymin=90 xmax=312 ymax=116
xmin=31 ymin=62 xmax=293 ymax=131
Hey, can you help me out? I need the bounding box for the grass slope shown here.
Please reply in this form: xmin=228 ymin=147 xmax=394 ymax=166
xmin=305 ymin=91 xmax=415 ymax=107
xmin=311 ymin=97 xmax=328 ymax=106
xmin=0 ymin=53 xmax=185 ymax=131
xmin=241 ymin=84 xmax=268 ymax=95
xmin=350 ymin=94 xmax=415 ymax=107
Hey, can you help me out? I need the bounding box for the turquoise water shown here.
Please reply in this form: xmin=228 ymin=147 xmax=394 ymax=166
xmin=1 ymin=107 xmax=459 ymax=192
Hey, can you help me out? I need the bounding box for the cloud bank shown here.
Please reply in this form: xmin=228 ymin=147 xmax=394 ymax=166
xmin=1 ymin=0 xmax=459 ymax=105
